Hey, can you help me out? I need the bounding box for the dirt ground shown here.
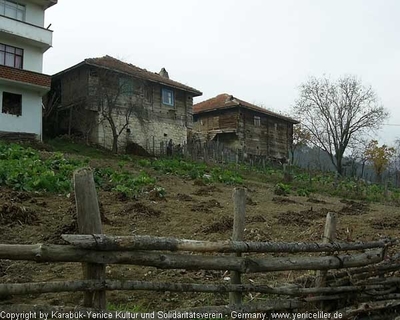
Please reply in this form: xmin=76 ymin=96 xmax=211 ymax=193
xmin=0 ymin=157 xmax=399 ymax=311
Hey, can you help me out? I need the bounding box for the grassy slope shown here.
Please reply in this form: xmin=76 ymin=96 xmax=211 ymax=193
xmin=0 ymin=139 xmax=399 ymax=312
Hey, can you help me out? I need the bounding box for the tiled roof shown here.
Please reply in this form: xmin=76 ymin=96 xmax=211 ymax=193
xmin=53 ymin=55 xmax=202 ymax=96
xmin=193 ymin=93 xmax=299 ymax=124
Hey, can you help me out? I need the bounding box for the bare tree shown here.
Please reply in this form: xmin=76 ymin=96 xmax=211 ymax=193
xmin=293 ymin=76 xmax=389 ymax=175
xmin=289 ymin=124 xmax=310 ymax=165
xmin=93 ymin=70 xmax=139 ymax=153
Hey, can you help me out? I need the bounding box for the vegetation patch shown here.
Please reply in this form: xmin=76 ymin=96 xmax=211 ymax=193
xmin=95 ymin=169 xmax=156 ymax=200
xmin=274 ymin=183 xmax=291 ymax=196
xmin=138 ymin=158 xmax=243 ymax=185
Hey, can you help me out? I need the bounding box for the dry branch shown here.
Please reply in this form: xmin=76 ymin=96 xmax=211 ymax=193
xmin=61 ymin=234 xmax=391 ymax=253
xmin=337 ymin=299 xmax=400 ymax=319
xmin=0 ymin=244 xmax=384 ymax=272
xmin=295 ymin=256 xmax=400 ymax=287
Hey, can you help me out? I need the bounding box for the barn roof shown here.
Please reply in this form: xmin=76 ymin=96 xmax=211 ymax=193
xmin=193 ymin=93 xmax=299 ymax=124
xmin=52 ymin=55 xmax=202 ymax=97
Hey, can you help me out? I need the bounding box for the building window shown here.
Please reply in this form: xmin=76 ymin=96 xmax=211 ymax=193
xmin=162 ymin=88 xmax=174 ymax=106
xmin=0 ymin=43 xmax=23 ymax=69
xmin=119 ymin=77 xmax=134 ymax=96
xmin=2 ymin=92 xmax=22 ymax=116
xmin=0 ymin=1 xmax=25 ymax=21
xmin=254 ymin=116 xmax=261 ymax=126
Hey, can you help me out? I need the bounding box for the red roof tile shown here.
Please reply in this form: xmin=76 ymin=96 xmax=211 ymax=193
xmin=193 ymin=93 xmax=299 ymax=124
xmin=53 ymin=55 xmax=202 ymax=96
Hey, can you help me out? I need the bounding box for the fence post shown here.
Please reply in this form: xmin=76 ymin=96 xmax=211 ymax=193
xmin=316 ymin=212 xmax=337 ymax=288
xmin=230 ymin=188 xmax=246 ymax=306
xmin=74 ymin=168 xmax=106 ymax=309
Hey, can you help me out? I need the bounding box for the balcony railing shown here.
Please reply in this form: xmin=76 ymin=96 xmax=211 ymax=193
xmin=0 ymin=15 xmax=53 ymax=52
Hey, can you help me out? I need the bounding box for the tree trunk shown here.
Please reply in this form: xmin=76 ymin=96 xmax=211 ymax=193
xmin=112 ymin=134 xmax=118 ymax=153
xmin=336 ymin=154 xmax=343 ymax=176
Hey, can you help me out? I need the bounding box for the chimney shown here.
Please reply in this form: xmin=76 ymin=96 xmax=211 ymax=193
xmin=159 ymin=68 xmax=169 ymax=79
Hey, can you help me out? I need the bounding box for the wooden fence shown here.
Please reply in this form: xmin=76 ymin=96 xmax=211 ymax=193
xmin=0 ymin=168 xmax=399 ymax=319
xmin=157 ymin=140 xmax=276 ymax=168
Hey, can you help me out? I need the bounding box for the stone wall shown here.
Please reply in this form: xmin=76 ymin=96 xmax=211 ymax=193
xmin=93 ymin=111 xmax=188 ymax=154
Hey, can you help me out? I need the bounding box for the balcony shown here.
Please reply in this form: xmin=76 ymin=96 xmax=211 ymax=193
xmin=0 ymin=15 xmax=53 ymax=52
xmin=0 ymin=65 xmax=51 ymax=94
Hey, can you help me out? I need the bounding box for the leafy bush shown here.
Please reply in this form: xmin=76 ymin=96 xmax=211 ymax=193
xmin=0 ymin=142 xmax=156 ymax=198
xmin=138 ymin=157 xmax=242 ymax=185
xmin=274 ymin=183 xmax=291 ymax=196
xmin=0 ymin=144 xmax=86 ymax=193
xmin=296 ymin=188 xmax=311 ymax=197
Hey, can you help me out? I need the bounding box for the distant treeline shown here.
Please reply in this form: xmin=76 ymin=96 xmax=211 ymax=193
xmin=293 ymin=146 xmax=398 ymax=186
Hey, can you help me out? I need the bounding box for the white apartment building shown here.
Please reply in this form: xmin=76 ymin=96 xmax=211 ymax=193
xmin=0 ymin=0 xmax=57 ymax=140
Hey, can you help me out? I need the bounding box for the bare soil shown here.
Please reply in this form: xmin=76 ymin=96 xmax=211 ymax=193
xmin=0 ymin=157 xmax=399 ymax=311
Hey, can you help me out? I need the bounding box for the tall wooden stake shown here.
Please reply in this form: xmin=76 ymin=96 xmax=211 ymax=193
xmin=74 ymin=168 xmax=106 ymax=309
xmin=230 ymin=188 xmax=246 ymax=306
xmin=316 ymin=212 xmax=337 ymax=288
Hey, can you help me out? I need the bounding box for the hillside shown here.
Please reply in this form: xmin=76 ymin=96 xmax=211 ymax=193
xmin=0 ymin=139 xmax=399 ymax=311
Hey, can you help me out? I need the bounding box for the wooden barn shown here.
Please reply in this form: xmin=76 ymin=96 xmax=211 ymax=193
xmin=193 ymin=93 xmax=299 ymax=161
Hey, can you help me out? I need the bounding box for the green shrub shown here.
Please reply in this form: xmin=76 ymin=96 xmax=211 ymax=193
xmin=274 ymin=183 xmax=291 ymax=196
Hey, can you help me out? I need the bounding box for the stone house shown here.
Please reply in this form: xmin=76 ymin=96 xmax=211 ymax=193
xmin=48 ymin=55 xmax=202 ymax=153
xmin=193 ymin=93 xmax=299 ymax=161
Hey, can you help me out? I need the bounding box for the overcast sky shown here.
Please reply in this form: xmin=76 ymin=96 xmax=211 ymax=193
xmin=44 ymin=0 xmax=400 ymax=145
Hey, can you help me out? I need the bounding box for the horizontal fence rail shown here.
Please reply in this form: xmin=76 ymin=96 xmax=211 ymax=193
xmin=0 ymin=244 xmax=385 ymax=272
xmin=0 ymin=279 xmax=396 ymax=296
xmin=61 ymin=234 xmax=392 ymax=253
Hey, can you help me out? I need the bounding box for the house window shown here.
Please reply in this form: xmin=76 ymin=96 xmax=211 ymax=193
xmin=0 ymin=1 xmax=25 ymax=21
xmin=2 ymin=92 xmax=22 ymax=116
xmin=0 ymin=43 xmax=23 ymax=69
xmin=254 ymin=116 xmax=261 ymax=127
xmin=162 ymin=88 xmax=174 ymax=106
xmin=119 ymin=77 xmax=134 ymax=96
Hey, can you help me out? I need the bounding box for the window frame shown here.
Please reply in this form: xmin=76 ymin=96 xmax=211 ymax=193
xmin=254 ymin=115 xmax=261 ymax=127
xmin=162 ymin=88 xmax=174 ymax=107
xmin=0 ymin=43 xmax=23 ymax=69
xmin=2 ymin=91 xmax=22 ymax=116
xmin=0 ymin=0 xmax=26 ymax=21
xmin=118 ymin=77 xmax=135 ymax=96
